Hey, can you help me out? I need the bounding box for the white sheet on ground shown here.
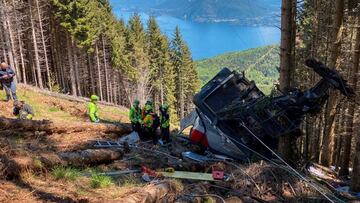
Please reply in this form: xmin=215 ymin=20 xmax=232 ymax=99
xmin=118 ymin=131 xmax=140 ymax=144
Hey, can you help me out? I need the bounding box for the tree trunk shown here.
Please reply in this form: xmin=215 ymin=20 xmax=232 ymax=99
xmin=0 ymin=117 xmax=132 ymax=134
xmin=278 ymin=0 xmax=296 ymax=162
xmin=87 ymin=53 xmax=95 ymax=94
xmin=341 ymin=16 xmax=360 ymax=177
xmin=73 ymin=44 xmax=81 ymax=96
xmin=320 ymin=0 xmax=345 ymax=167
xmin=3 ymin=0 xmax=18 ymax=81
xmin=66 ymin=35 xmax=77 ymax=96
xmin=0 ymin=0 xmax=16 ymax=73
xmin=102 ymin=36 xmax=110 ymax=102
xmin=29 ymin=0 xmax=43 ymax=89
xmin=35 ymin=0 xmax=51 ymax=90
xmin=95 ymin=43 xmax=103 ymax=100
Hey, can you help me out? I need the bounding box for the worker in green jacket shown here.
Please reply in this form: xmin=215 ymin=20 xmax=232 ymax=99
xmin=88 ymin=95 xmax=100 ymax=123
xmin=142 ymin=100 xmax=153 ymax=119
xmin=129 ymin=99 xmax=142 ymax=133
xmin=142 ymin=105 xmax=159 ymax=144
xmin=159 ymin=104 xmax=170 ymax=143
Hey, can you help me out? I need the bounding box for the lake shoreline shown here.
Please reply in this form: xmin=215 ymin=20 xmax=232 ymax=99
xmin=114 ymin=11 xmax=281 ymax=60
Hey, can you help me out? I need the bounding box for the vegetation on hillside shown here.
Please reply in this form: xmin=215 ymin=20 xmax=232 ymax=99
xmin=196 ymin=45 xmax=280 ymax=94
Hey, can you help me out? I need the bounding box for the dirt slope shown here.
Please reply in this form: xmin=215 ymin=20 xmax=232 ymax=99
xmin=0 ymin=85 xmax=338 ymax=203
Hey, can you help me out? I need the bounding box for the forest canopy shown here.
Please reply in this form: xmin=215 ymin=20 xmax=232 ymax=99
xmin=0 ymin=0 xmax=199 ymax=121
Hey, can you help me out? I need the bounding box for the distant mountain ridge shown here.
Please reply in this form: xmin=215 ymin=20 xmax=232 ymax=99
xmin=196 ymin=45 xmax=280 ymax=94
xmin=111 ymin=0 xmax=280 ymax=26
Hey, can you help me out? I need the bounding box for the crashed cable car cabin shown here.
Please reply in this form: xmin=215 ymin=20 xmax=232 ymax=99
xmin=183 ymin=59 xmax=355 ymax=161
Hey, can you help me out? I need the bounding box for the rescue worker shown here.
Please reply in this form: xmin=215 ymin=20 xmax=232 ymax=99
xmin=129 ymin=99 xmax=142 ymax=132
xmin=159 ymin=104 xmax=171 ymax=143
xmin=142 ymin=105 xmax=158 ymax=144
xmin=13 ymin=100 xmax=34 ymax=120
xmin=142 ymin=100 xmax=153 ymax=119
xmin=88 ymin=95 xmax=100 ymax=123
xmin=0 ymin=62 xmax=17 ymax=101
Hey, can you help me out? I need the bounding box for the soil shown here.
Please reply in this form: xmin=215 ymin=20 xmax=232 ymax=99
xmin=0 ymin=88 xmax=337 ymax=203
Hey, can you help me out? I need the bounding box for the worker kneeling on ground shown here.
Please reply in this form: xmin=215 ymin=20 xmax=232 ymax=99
xmin=142 ymin=105 xmax=160 ymax=145
xmin=129 ymin=99 xmax=142 ymax=133
xmin=88 ymin=95 xmax=100 ymax=123
xmin=159 ymin=104 xmax=171 ymax=144
xmin=13 ymin=100 xmax=34 ymax=120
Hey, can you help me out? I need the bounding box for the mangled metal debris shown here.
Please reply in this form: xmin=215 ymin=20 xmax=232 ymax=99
xmin=182 ymin=59 xmax=355 ymax=160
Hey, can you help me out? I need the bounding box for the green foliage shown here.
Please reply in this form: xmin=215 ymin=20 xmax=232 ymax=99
xmin=170 ymin=26 xmax=200 ymax=119
xmin=146 ymin=17 xmax=178 ymax=121
xmin=196 ymin=45 xmax=280 ymax=94
xmin=51 ymin=0 xmax=132 ymax=75
xmin=49 ymin=106 xmax=60 ymax=112
xmin=52 ymin=166 xmax=80 ymax=181
xmin=51 ymin=1 xmax=199 ymax=113
xmin=90 ymin=175 xmax=113 ymax=188
xmin=126 ymin=13 xmax=150 ymax=81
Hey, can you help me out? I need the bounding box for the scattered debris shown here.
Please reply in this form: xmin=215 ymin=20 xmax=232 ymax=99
xmin=307 ymin=163 xmax=360 ymax=201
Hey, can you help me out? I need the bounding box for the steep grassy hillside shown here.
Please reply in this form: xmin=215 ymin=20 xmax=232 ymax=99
xmin=196 ymin=45 xmax=280 ymax=94
xmin=0 ymin=85 xmax=129 ymax=123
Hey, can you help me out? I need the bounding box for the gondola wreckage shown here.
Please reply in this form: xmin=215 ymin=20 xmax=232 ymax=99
xmin=94 ymin=59 xmax=357 ymax=202
xmin=182 ymin=58 xmax=355 ymax=161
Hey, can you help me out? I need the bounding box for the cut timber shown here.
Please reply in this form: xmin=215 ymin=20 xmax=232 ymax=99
xmin=1 ymin=149 xmax=124 ymax=178
xmin=116 ymin=182 xmax=178 ymax=203
xmin=0 ymin=117 xmax=131 ymax=134
xmin=58 ymin=149 xmax=123 ymax=166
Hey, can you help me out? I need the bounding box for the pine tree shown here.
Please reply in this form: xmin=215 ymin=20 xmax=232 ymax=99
xmin=126 ymin=14 xmax=150 ymax=104
xmin=170 ymin=26 xmax=199 ymax=120
xmin=146 ymin=17 xmax=177 ymax=120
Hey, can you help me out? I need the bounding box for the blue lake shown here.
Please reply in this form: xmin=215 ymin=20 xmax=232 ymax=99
xmin=113 ymin=10 xmax=280 ymax=60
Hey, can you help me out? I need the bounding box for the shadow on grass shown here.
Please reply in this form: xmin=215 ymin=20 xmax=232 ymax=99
xmin=13 ymin=178 xmax=89 ymax=203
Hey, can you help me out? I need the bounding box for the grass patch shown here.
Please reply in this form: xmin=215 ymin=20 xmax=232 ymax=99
xmin=48 ymin=106 xmax=60 ymax=112
xmin=33 ymin=159 xmax=43 ymax=168
xmin=52 ymin=166 xmax=80 ymax=181
xmin=90 ymin=175 xmax=113 ymax=189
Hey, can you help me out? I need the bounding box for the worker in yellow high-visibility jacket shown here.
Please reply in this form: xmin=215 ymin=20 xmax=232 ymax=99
xmin=88 ymin=95 xmax=100 ymax=123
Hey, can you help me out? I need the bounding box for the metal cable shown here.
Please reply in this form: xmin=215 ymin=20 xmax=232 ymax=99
xmin=237 ymin=123 xmax=345 ymax=203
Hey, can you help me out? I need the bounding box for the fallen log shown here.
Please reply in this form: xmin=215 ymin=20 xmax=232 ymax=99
xmin=58 ymin=149 xmax=123 ymax=166
xmin=1 ymin=149 xmax=124 ymax=178
xmin=0 ymin=117 xmax=131 ymax=134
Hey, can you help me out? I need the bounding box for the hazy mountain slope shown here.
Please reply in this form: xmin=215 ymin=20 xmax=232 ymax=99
xmin=196 ymin=45 xmax=280 ymax=94
xmin=110 ymin=0 xmax=167 ymax=9
xmin=111 ymin=0 xmax=280 ymax=25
